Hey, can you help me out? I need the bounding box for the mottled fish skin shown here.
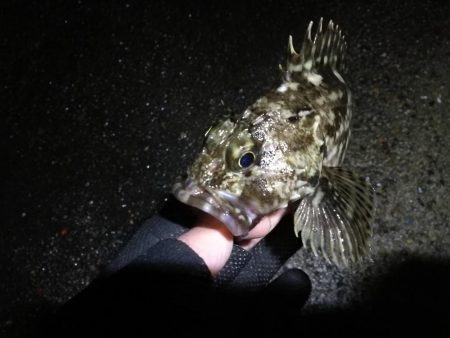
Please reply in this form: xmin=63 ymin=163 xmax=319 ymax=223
xmin=173 ymin=19 xmax=375 ymax=267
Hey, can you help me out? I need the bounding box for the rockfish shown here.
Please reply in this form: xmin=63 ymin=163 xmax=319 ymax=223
xmin=173 ymin=19 xmax=375 ymax=266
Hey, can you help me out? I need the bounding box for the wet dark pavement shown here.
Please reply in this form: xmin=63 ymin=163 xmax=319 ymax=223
xmin=2 ymin=1 xmax=450 ymax=336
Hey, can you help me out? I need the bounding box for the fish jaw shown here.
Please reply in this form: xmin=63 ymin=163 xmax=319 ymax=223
xmin=172 ymin=179 xmax=260 ymax=236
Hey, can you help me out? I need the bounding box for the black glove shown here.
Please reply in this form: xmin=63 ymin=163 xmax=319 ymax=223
xmin=42 ymin=197 xmax=310 ymax=337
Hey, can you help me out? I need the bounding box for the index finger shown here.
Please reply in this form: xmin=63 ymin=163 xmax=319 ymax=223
xmin=236 ymin=208 xmax=287 ymax=250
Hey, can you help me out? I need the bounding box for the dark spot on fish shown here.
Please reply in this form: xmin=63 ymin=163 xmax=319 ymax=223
xmin=320 ymin=143 xmax=326 ymax=154
xmin=265 ymin=91 xmax=284 ymax=101
xmin=288 ymin=115 xmax=299 ymax=123
xmin=289 ymin=54 xmax=302 ymax=64
xmin=251 ymin=106 xmax=268 ymax=116
xmin=285 ymin=94 xmax=316 ymax=112
xmin=301 ymin=134 xmax=314 ymax=147
xmin=325 ymin=124 xmax=336 ymax=137
xmin=333 ymin=105 xmax=346 ymax=124
xmin=307 ymin=173 xmax=320 ymax=186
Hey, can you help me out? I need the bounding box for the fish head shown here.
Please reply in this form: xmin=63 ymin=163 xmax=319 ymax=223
xmin=173 ymin=108 xmax=324 ymax=236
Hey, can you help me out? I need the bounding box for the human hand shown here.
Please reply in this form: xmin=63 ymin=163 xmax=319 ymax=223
xmin=235 ymin=208 xmax=287 ymax=250
xmin=178 ymin=208 xmax=287 ymax=276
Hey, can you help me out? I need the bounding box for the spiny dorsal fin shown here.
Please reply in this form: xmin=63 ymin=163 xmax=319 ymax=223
xmin=283 ymin=18 xmax=347 ymax=82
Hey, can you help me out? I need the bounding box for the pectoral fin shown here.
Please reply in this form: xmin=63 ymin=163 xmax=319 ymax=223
xmin=294 ymin=166 xmax=375 ymax=267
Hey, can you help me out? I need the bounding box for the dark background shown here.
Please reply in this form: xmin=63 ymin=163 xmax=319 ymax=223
xmin=2 ymin=1 xmax=450 ymax=336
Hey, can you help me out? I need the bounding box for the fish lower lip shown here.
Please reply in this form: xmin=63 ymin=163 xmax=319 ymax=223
xmin=172 ymin=180 xmax=256 ymax=236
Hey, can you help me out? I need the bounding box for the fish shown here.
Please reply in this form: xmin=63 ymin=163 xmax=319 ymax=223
xmin=173 ymin=19 xmax=375 ymax=267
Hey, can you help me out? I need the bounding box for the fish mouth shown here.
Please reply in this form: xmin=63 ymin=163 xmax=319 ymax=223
xmin=172 ymin=178 xmax=259 ymax=236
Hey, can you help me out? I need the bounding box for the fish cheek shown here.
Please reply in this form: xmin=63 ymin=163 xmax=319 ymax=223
xmin=240 ymin=176 xmax=278 ymax=213
xmin=189 ymin=148 xmax=227 ymax=189
xmin=188 ymin=153 xmax=210 ymax=183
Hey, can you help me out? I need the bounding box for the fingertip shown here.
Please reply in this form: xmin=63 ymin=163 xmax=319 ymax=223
xmin=242 ymin=208 xmax=288 ymax=239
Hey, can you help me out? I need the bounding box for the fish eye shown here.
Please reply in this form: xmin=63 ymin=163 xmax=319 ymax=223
xmin=238 ymin=152 xmax=255 ymax=168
